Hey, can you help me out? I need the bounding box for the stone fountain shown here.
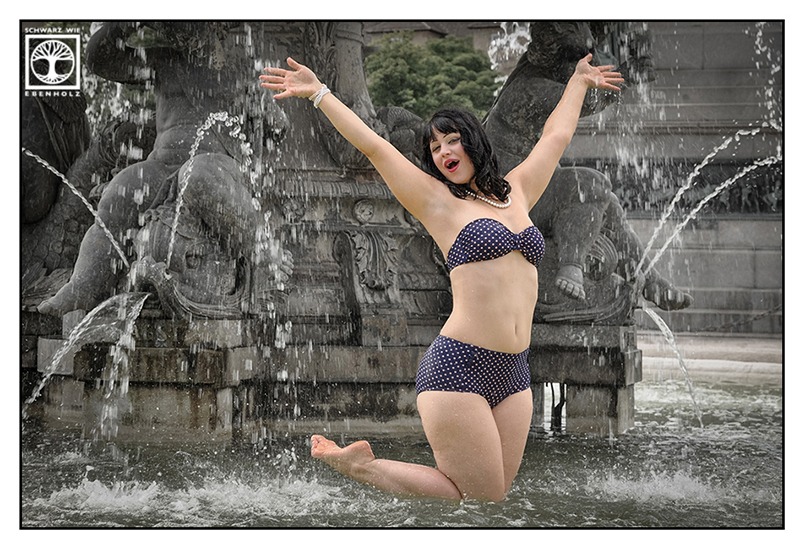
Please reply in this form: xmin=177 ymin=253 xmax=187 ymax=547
xmin=22 ymin=21 xmax=707 ymax=444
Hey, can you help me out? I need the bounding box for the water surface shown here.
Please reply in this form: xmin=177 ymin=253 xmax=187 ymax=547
xmin=21 ymin=380 xmax=782 ymax=528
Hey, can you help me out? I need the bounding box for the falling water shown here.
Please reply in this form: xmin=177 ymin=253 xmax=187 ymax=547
xmin=635 ymin=21 xmax=782 ymax=278
xmin=641 ymin=306 xmax=703 ymax=427
xmin=21 ymin=147 xmax=129 ymax=268
xmin=22 ymin=293 xmax=150 ymax=423
xmin=749 ymin=22 xmax=782 ymax=130
xmin=93 ymin=293 xmax=150 ymax=440
xmin=21 ymin=147 xmax=151 ymax=438
xmin=601 ymin=21 xmax=781 ymax=431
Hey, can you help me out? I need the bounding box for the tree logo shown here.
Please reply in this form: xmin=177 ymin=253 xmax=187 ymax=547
xmin=25 ymin=35 xmax=81 ymax=90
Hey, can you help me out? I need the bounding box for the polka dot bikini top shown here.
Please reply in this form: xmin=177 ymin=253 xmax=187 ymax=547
xmin=445 ymin=218 xmax=545 ymax=272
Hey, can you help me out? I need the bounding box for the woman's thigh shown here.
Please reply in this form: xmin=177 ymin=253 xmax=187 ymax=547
xmin=416 ymin=391 xmax=506 ymax=501
xmin=492 ymin=388 xmax=533 ymax=493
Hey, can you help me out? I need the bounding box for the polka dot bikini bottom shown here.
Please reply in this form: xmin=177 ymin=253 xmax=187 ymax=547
xmin=415 ymin=335 xmax=531 ymax=408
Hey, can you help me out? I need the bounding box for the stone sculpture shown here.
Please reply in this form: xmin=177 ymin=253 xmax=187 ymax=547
xmin=21 ymin=93 xmax=92 ymax=308
xmin=37 ymin=21 xmax=292 ymax=319
xmin=33 ymin=20 xmax=688 ymax=328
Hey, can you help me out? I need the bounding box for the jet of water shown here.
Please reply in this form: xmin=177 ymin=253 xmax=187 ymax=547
xmin=642 ymin=154 xmax=781 ymax=276
xmin=21 ymin=147 xmax=130 ymax=268
xmin=634 ymin=128 xmax=762 ymax=277
xmin=22 ymin=292 xmax=150 ymax=419
xmin=94 ymin=293 xmax=149 ymax=440
xmin=165 ymin=111 xmax=256 ymax=269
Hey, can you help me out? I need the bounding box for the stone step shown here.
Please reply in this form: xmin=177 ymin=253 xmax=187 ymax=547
xmin=637 ymin=330 xmax=782 ymax=362
xmin=635 ymin=306 xmax=782 ymax=334
xmin=638 ymin=87 xmax=778 ymax=108
xmin=609 ymin=103 xmax=776 ymax=125
xmin=566 ymin=128 xmax=780 ymax=160
xmin=646 ymin=248 xmax=781 ymax=289
xmin=640 ymin=356 xmax=781 ymax=386
xmin=627 ymin=216 xmax=782 ymax=292
xmin=680 ymin=287 xmax=782 ymax=311
xmin=628 ymin=217 xmax=782 ymax=250
xmin=628 ymin=216 xmax=782 ymax=335
xmin=650 ymin=68 xmax=781 ymax=89
xmin=637 ymin=330 xmax=782 ymax=385
xmin=648 ymin=21 xmax=781 ymax=70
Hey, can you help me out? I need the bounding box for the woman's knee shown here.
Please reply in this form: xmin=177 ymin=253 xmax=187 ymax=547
xmin=444 ymin=462 xmax=507 ymax=502
xmin=458 ymin=478 xmax=507 ymax=503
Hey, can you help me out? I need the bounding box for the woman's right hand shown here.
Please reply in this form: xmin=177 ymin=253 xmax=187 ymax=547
xmin=259 ymin=57 xmax=323 ymax=100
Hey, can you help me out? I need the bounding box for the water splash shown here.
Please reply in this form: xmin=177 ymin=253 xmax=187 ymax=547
xmin=589 ymin=469 xmax=727 ymax=503
xmin=487 ymin=22 xmax=530 ymax=72
xmin=21 ymin=147 xmax=129 ymax=268
xmin=641 ymin=306 xmax=703 ymax=427
xmin=22 ymin=292 xmax=150 ymax=421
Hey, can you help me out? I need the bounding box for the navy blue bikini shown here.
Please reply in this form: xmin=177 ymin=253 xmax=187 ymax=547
xmin=416 ymin=218 xmax=545 ymax=408
xmin=446 ymin=218 xmax=545 ymax=272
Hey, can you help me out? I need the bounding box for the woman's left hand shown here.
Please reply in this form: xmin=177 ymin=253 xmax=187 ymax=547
xmin=574 ymin=53 xmax=624 ymax=91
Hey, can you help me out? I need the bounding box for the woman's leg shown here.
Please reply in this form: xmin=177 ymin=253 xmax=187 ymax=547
xmin=417 ymin=391 xmax=510 ymax=502
xmin=491 ymin=388 xmax=533 ymax=493
xmin=310 ymin=435 xmax=462 ymax=501
xmin=310 ymin=390 xmax=533 ymax=502
xmin=311 ymin=391 xmax=513 ymax=502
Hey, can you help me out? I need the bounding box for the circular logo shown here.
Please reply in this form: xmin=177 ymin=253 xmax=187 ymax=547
xmin=29 ymin=39 xmax=76 ymax=85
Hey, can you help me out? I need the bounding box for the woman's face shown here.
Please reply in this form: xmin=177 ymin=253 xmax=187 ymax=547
xmin=429 ymin=130 xmax=475 ymax=185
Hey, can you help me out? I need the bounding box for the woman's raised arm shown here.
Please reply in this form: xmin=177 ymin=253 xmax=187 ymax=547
xmin=260 ymin=57 xmax=442 ymax=221
xmin=506 ymin=54 xmax=623 ymax=208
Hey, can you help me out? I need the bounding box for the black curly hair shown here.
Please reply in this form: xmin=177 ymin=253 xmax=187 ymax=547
xmin=420 ymin=108 xmax=511 ymax=202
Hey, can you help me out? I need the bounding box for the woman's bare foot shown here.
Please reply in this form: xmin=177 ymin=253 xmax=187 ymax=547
xmin=555 ymin=264 xmax=586 ymax=300
xmin=310 ymin=435 xmax=376 ymax=479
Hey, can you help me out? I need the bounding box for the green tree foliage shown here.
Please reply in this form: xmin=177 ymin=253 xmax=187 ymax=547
xmin=364 ymin=32 xmax=498 ymax=120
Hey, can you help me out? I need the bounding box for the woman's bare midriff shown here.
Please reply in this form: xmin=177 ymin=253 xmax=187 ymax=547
xmin=439 ymin=253 xmax=538 ymax=353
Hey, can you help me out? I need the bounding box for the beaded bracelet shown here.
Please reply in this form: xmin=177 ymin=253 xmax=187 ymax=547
xmin=308 ymin=84 xmax=331 ymax=109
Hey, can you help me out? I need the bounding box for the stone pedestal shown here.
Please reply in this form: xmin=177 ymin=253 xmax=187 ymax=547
xmin=30 ymin=313 xmax=265 ymax=444
xmin=31 ymin=311 xmax=641 ymax=443
xmin=531 ymin=324 xmax=642 ymax=435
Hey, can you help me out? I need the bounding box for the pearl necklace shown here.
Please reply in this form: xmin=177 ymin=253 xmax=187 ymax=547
xmin=470 ymin=191 xmax=512 ymax=209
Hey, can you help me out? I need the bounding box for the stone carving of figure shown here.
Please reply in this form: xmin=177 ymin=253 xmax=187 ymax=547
xmin=21 ymin=94 xmax=161 ymax=309
xmin=38 ymin=21 xmax=291 ymax=318
xmin=21 ymin=93 xmax=92 ymax=306
xmin=483 ymin=21 xmax=691 ymax=321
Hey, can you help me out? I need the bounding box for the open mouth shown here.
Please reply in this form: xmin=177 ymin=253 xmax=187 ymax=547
xmin=445 ymin=159 xmax=459 ymax=172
